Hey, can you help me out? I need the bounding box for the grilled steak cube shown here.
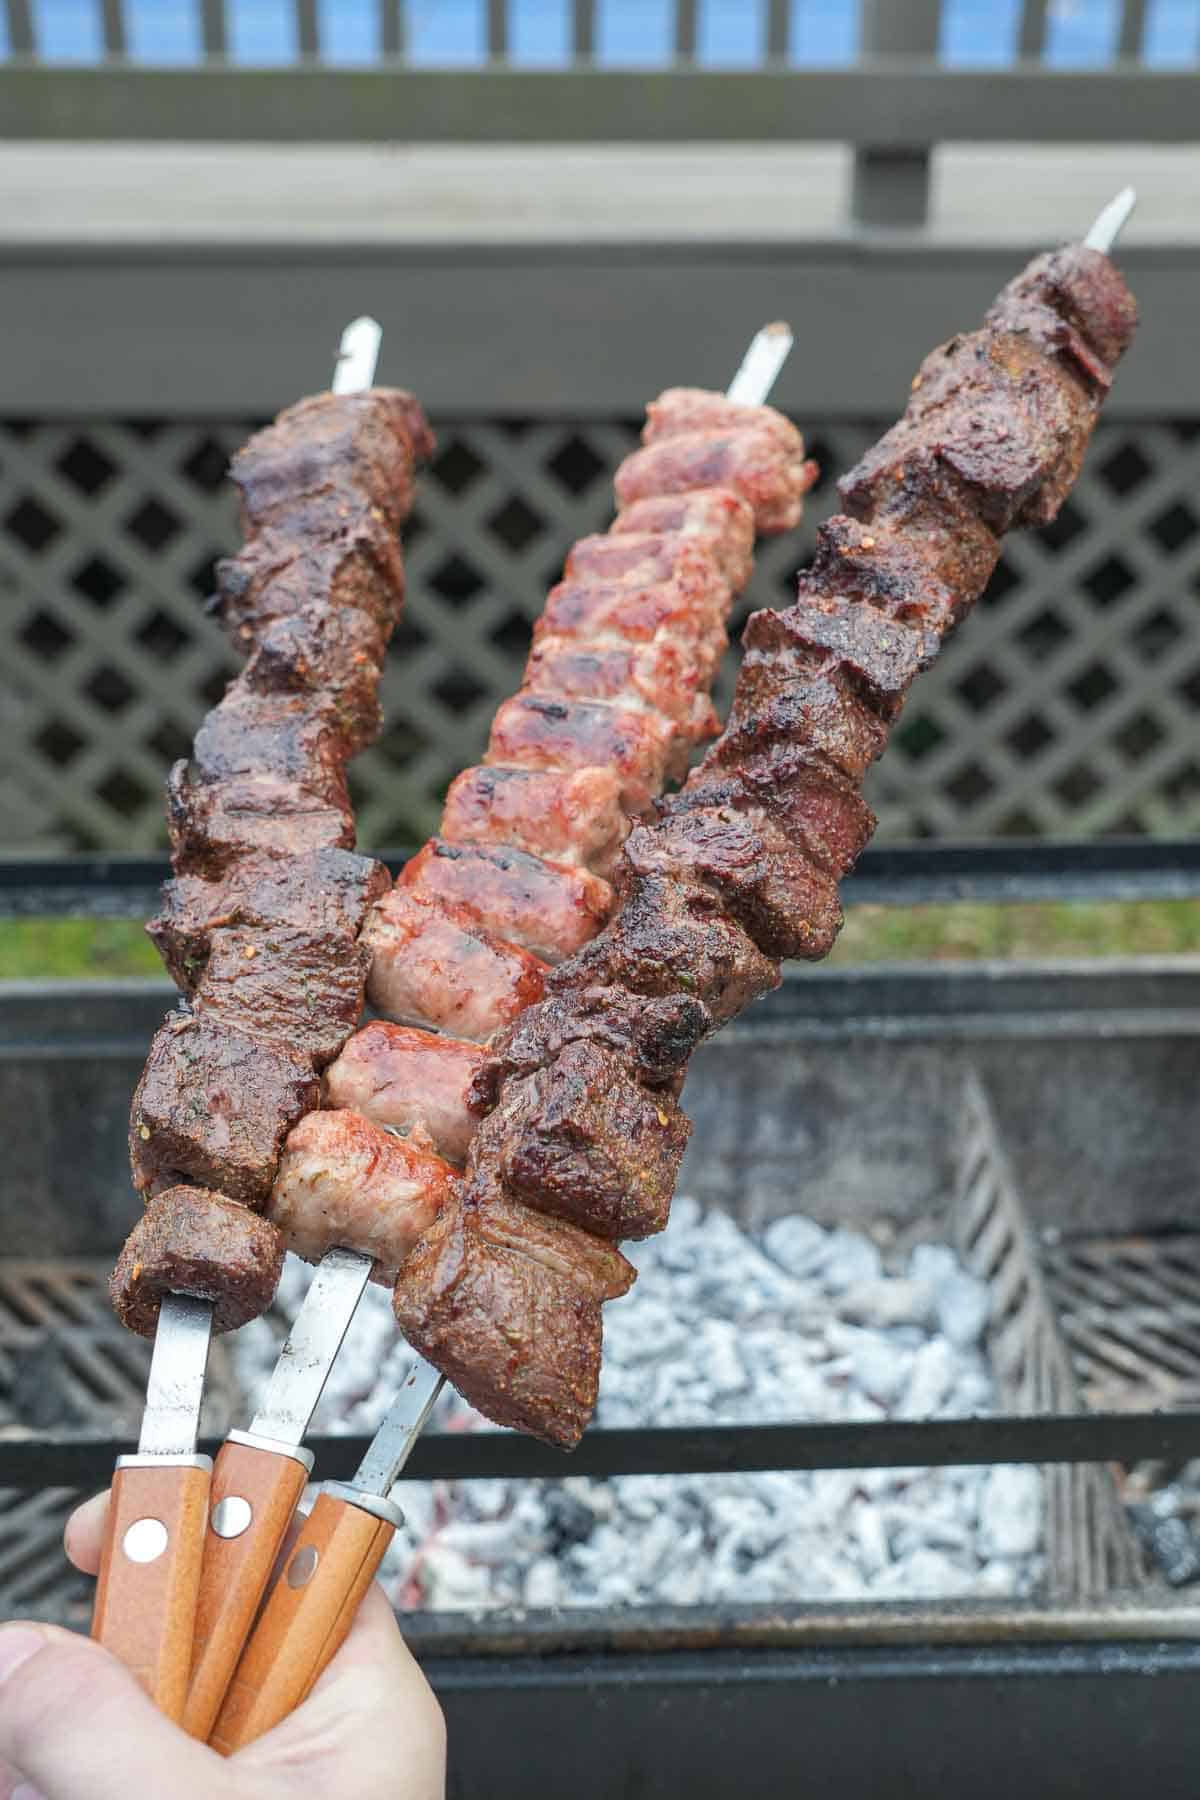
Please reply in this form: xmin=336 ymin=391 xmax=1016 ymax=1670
xmin=215 ymin=530 xmax=406 ymax=644
xmin=148 ymin=849 xmax=389 ymax=992
xmin=470 ymin=1040 xmax=690 ymax=1239
xmin=472 ymin=988 xmax=711 ymax=1112
xmin=130 ymin=1012 xmax=319 ymax=1206
xmin=550 ymin=872 xmax=779 ymax=1023
xmin=111 ymin=1185 xmax=285 ymax=1337
xmin=393 ymin=1186 xmax=635 ymax=1449
xmin=166 ymin=763 xmax=354 ymax=878
xmin=674 ymin=752 xmax=875 ymax=882
xmin=624 ymin=810 xmax=843 ymax=962
xmin=195 ymin=925 xmax=369 ymax=1068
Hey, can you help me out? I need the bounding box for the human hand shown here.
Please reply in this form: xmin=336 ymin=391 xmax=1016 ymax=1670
xmin=0 ymin=1490 xmax=445 ymax=1800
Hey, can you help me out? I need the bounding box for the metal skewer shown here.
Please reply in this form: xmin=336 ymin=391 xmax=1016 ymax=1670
xmin=1084 ymin=186 xmax=1137 ymax=255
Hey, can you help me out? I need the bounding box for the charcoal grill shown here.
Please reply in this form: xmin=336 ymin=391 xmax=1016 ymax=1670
xmin=3 ymin=843 xmax=1200 ymax=1799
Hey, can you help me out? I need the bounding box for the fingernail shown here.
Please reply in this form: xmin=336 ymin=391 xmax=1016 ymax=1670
xmin=0 ymin=1628 xmax=43 ymax=1686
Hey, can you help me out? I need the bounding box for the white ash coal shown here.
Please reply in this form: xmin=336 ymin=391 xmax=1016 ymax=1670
xmin=234 ymin=1198 xmax=1044 ymax=1613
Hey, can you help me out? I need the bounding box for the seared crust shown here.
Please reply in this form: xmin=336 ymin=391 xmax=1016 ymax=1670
xmin=111 ymin=1186 xmax=284 ymax=1338
xmin=393 ymin=1189 xmax=634 ymax=1449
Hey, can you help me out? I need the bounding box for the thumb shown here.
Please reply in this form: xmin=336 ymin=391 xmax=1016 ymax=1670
xmin=0 ymin=1624 xmax=232 ymax=1800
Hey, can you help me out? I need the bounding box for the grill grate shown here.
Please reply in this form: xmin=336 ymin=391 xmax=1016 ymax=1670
xmin=1041 ymin=1234 xmax=1200 ymax=1415
xmin=0 ymin=1260 xmax=240 ymax=1625
xmin=952 ymin=1080 xmax=1148 ymax=1601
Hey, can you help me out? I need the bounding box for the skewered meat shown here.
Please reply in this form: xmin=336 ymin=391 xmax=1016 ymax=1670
xmin=486 ymin=695 xmax=678 ymax=816
xmin=442 ymin=765 xmax=627 ymax=873
xmin=324 ymin=1022 xmax=485 ymax=1164
xmin=615 ymin=427 xmax=817 ymax=533
xmin=404 ymin=241 xmax=1136 ymax=1446
xmin=112 ymin=1186 xmax=285 ymax=1338
xmin=312 ymin=393 xmax=814 ymax=1223
xmin=397 ymin=840 xmax=613 ymax=965
xmin=363 ymin=889 xmax=547 ymax=1043
xmin=469 ymin=1039 xmax=690 ymax=1239
xmin=116 ymin=387 xmax=432 ymax=1323
xmin=271 ymin=1110 xmax=458 ymax=1284
xmin=148 ymin=848 xmax=391 ymax=994
xmin=131 ymin=1013 xmax=320 ymax=1206
xmin=194 ymin=926 xmax=370 ymax=1069
xmin=392 ymin=1189 xmax=634 ymax=1445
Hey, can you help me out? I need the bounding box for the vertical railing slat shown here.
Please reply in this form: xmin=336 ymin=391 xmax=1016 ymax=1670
xmin=1117 ymin=0 xmax=1147 ymax=59
xmin=5 ymin=0 xmax=36 ymax=54
xmin=101 ymin=0 xmax=127 ymax=56
xmin=675 ymin=0 xmax=698 ymax=60
xmin=1018 ymin=0 xmax=1049 ymax=59
xmin=200 ymin=0 xmax=228 ymax=58
xmin=295 ymin=0 xmax=319 ymax=58
xmin=572 ymin=0 xmax=595 ymax=62
xmin=766 ymin=0 xmax=791 ymax=60
xmin=381 ymin=0 xmax=405 ymax=59
xmin=487 ymin=0 xmax=507 ymax=59
xmin=852 ymin=0 xmax=941 ymax=228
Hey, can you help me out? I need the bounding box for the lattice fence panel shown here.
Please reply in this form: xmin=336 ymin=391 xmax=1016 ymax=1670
xmin=3 ymin=416 xmax=1200 ymax=853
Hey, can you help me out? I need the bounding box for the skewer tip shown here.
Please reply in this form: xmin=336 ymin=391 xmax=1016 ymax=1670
xmin=726 ymin=321 xmax=795 ymax=407
xmin=1083 ymin=187 xmax=1137 ymax=256
xmin=332 ymin=314 xmax=383 ymax=395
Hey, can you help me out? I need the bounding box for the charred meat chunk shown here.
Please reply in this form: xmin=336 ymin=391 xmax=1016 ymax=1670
xmin=130 ymin=1012 xmax=319 ymax=1206
xmin=111 ymin=1186 xmax=284 ymax=1338
xmin=148 ymin=849 xmax=390 ymax=994
xmin=623 ymin=810 xmax=843 ymax=962
xmin=393 ymin=1185 xmax=635 ymax=1449
xmin=471 ymin=987 xmax=711 ymax=1112
xmin=194 ymin=925 xmax=369 ymax=1069
xmin=468 ymin=1040 xmax=690 ymax=1239
xmin=548 ymin=872 xmax=779 ymax=1024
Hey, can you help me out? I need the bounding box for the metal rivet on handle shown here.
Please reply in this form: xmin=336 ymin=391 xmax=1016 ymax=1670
xmin=287 ymin=1546 xmax=319 ymax=1589
xmin=211 ymin=1496 xmax=253 ymax=1540
xmin=123 ymin=1517 xmax=169 ymax=1564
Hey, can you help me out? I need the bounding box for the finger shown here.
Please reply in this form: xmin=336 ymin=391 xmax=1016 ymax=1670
xmin=63 ymin=1491 xmax=110 ymax=1575
xmin=240 ymin=1584 xmax=445 ymax=1799
xmin=0 ymin=1623 xmax=232 ymax=1800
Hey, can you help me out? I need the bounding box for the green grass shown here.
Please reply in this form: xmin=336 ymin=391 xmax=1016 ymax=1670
xmin=0 ymin=919 xmax=162 ymax=980
xmin=1 ymin=900 xmax=1199 ymax=981
xmin=830 ymin=899 xmax=1200 ymax=963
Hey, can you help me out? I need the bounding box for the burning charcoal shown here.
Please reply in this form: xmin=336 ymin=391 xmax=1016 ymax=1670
xmin=543 ymin=1486 xmax=600 ymax=1553
xmin=1127 ymin=1509 xmax=1200 ymax=1587
xmin=978 ymin=1465 xmax=1043 ymax=1559
xmin=910 ymin=1243 xmax=991 ymax=1349
xmin=820 ymin=1228 xmax=883 ymax=1294
xmin=762 ymin=1214 xmax=829 ymax=1279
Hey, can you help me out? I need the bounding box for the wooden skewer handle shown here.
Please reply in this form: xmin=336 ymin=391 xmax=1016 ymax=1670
xmin=209 ymin=1488 xmax=396 ymax=1755
xmin=182 ymin=1435 xmax=312 ymax=1742
xmin=91 ymin=1455 xmax=212 ymax=1722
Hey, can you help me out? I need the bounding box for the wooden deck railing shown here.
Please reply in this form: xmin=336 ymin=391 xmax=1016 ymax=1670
xmin=1 ymin=0 xmax=1196 ymax=225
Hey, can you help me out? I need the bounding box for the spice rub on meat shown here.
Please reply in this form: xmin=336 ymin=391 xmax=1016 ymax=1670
xmin=398 ymin=243 xmax=1137 ymax=1447
xmin=114 ymin=387 xmax=433 ymax=1329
